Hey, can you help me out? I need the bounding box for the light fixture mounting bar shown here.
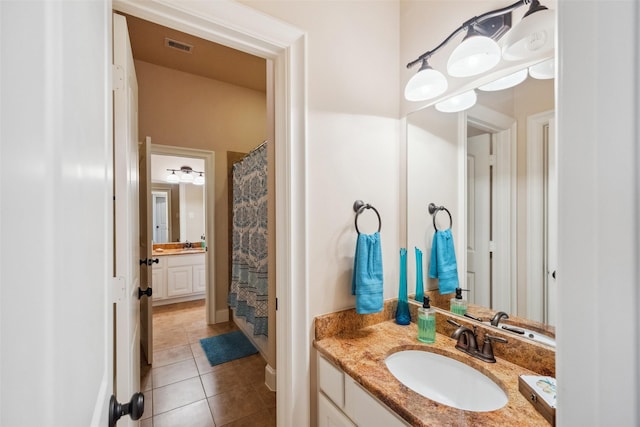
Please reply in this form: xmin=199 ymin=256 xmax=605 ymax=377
xmin=406 ymin=0 xmax=531 ymax=69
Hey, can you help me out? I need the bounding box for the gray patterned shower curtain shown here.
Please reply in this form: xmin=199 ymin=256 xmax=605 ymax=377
xmin=228 ymin=142 xmax=268 ymax=336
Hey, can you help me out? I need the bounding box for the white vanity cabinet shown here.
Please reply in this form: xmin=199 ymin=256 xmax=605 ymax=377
xmin=152 ymin=253 xmax=205 ymax=305
xmin=317 ymin=354 xmax=409 ymax=427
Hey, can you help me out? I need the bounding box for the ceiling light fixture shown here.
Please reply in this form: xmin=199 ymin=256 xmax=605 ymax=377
xmin=165 ymin=166 xmax=204 ymax=185
xmin=405 ymin=0 xmax=553 ymax=102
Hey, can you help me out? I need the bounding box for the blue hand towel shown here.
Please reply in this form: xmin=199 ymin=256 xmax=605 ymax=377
xmin=351 ymin=232 xmax=384 ymax=314
xmin=428 ymin=228 xmax=459 ymax=294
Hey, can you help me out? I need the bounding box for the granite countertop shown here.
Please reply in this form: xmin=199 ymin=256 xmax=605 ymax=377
xmin=314 ymin=319 xmax=550 ymax=426
xmin=152 ymin=248 xmax=206 ymax=256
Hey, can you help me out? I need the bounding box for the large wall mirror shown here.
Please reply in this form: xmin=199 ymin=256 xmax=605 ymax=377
xmin=406 ymin=56 xmax=556 ymax=331
xmin=150 ymin=153 xmax=206 ymax=244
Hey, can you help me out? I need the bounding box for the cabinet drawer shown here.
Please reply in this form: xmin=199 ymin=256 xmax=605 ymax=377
xmin=318 ymin=355 xmax=345 ymax=409
xmin=166 ymin=253 xmax=204 ymax=268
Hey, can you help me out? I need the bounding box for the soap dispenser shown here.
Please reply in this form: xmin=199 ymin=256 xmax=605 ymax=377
xmin=418 ymin=296 xmax=436 ymax=343
xmin=450 ymin=287 xmax=468 ymax=316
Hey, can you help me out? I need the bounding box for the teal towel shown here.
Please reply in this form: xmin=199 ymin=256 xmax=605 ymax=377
xmin=428 ymin=229 xmax=459 ymax=294
xmin=351 ymin=232 xmax=384 ymax=314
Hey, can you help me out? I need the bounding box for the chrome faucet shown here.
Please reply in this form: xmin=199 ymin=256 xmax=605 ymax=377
xmin=490 ymin=311 xmax=509 ymax=327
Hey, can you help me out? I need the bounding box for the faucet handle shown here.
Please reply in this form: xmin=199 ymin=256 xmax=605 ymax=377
xmin=477 ymin=334 xmax=508 ymax=363
xmin=447 ymin=319 xmax=462 ymax=328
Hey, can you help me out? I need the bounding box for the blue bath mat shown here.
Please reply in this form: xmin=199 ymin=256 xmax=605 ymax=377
xmin=199 ymin=330 xmax=258 ymax=366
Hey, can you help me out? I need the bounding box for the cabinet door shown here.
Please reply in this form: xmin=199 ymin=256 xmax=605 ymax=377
xmin=193 ymin=264 xmax=206 ymax=293
xmin=318 ymin=393 xmax=356 ymax=427
xmin=345 ymin=377 xmax=409 ymax=427
xmin=152 ymin=266 xmax=165 ymax=300
xmin=167 ymin=266 xmax=193 ymax=297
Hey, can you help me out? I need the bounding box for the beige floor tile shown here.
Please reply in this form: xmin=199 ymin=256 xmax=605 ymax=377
xmin=220 ymin=407 xmax=276 ymax=427
xmin=153 ymin=377 xmax=206 ymax=415
xmin=140 ymin=417 xmax=153 ymax=427
xmin=253 ymin=383 xmax=276 ymax=409
xmin=201 ymin=364 xmax=243 ymax=397
xmin=208 ymin=384 xmax=266 ymax=426
xmin=190 ymin=341 xmax=206 ymax=359
xmin=194 ymin=354 xmax=219 ymax=376
xmin=152 ymin=359 xmax=199 ymax=388
xmin=153 ymin=399 xmax=214 ymax=427
xmin=153 ymin=326 xmax=189 ymax=351
xmin=153 ymin=344 xmax=194 ymax=368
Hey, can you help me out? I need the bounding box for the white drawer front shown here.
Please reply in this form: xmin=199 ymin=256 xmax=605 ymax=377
xmin=318 ymin=355 xmax=345 ymax=409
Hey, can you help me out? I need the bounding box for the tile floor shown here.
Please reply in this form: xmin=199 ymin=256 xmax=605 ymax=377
xmin=140 ymin=300 xmax=276 ymax=427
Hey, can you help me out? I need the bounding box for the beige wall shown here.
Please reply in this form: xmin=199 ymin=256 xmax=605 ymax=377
xmin=183 ymin=183 xmax=205 ymax=242
xmin=135 ymin=59 xmax=267 ymax=319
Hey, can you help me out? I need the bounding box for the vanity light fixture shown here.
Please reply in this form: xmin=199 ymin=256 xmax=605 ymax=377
xmin=528 ymin=57 xmax=555 ymax=79
xmin=404 ymin=58 xmax=448 ymax=101
xmin=435 ymin=90 xmax=477 ymax=113
xmin=405 ymin=0 xmax=554 ymax=102
xmin=165 ymin=166 xmax=204 ymax=185
xmin=478 ymin=68 xmax=529 ymax=91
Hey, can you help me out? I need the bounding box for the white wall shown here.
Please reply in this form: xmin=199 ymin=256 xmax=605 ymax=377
xmin=238 ymin=1 xmax=400 ymax=317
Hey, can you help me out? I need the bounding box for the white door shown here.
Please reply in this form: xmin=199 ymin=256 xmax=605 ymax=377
xmin=139 ymin=137 xmax=153 ymax=364
xmin=152 ymin=192 xmax=169 ymax=243
xmin=467 ymin=133 xmax=492 ymax=307
xmin=545 ymin=119 xmax=557 ymax=326
xmin=113 ymin=12 xmax=142 ymax=426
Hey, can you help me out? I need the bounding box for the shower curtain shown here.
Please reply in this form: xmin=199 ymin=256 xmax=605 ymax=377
xmin=228 ymin=142 xmax=268 ymax=337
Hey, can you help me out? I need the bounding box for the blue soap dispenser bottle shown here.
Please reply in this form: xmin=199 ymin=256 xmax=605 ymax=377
xmin=418 ymin=296 xmax=436 ymax=343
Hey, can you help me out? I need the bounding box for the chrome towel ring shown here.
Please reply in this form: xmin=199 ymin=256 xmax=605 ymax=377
xmin=353 ymin=200 xmax=382 ymax=234
xmin=428 ymin=202 xmax=453 ymax=231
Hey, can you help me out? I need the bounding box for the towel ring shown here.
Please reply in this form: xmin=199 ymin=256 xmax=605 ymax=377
xmin=428 ymin=202 xmax=452 ymax=231
xmin=353 ymin=200 xmax=382 ymax=234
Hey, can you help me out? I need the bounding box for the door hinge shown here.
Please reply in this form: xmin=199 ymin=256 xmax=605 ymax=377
xmin=488 ymin=154 xmax=496 ymax=166
xmin=488 ymin=241 xmax=496 ymax=253
xmin=275 ymin=298 xmax=278 ymax=311
xmin=112 ymin=64 xmax=124 ymax=91
xmin=112 ymin=276 xmax=126 ymax=302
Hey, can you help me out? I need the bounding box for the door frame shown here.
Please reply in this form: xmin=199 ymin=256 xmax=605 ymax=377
xmin=151 ymin=144 xmax=217 ymax=323
xmin=463 ymin=104 xmax=517 ymax=313
xmin=112 ymin=1 xmax=308 ymax=424
xmin=526 ymin=110 xmax=554 ymax=322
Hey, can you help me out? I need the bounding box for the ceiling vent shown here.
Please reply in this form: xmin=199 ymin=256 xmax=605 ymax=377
xmin=164 ymin=38 xmax=193 ymax=53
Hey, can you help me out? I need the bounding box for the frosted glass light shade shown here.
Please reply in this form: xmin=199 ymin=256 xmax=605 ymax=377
xmin=502 ymin=8 xmax=555 ymax=61
xmin=479 ymin=69 xmax=528 ymax=91
xmin=166 ymin=171 xmax=179 ymax=183
xmin=435 ymin=90 xmax=477 ymax=113
xmin=529 ymin=58 xmax=555 ymax=79
xmin=447 ymin=36 xmax=501 ymax=77
xmin=404 ymin=66 xmax=448 ymax=101
xmin=194 ymin=173 xmax=205 ymax=186
xmin=180 ymin=172 xmax=194 ymax=183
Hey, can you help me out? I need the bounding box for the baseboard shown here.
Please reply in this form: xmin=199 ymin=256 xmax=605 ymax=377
xmin=215 ymin=308 xmax=229 ymax=323
xmin=265 ymin=363 xmax=276 ymax=392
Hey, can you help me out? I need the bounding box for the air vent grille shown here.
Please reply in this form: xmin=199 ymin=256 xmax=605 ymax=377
xmin=164 ymin=38 xmax=193 ymax=53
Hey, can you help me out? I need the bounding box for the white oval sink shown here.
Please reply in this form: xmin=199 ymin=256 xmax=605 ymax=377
xmin=385 ymin=350 xmax=508 ymax=412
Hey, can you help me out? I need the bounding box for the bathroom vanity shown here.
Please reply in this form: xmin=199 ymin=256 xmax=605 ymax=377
xmin=314 ymin=300 xmax=554 ymax=426
xmin=151 ymin=244 xmax=206 ymax=305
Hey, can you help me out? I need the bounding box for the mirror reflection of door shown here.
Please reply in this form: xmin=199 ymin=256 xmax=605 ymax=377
xmin=466 ymin=133 xmax=491 ymax=308
xmin=152 ymin=190 xmax=170 ymax=243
